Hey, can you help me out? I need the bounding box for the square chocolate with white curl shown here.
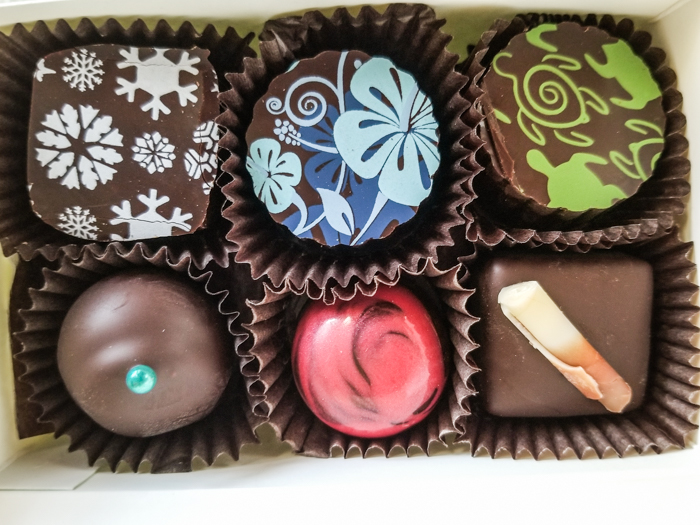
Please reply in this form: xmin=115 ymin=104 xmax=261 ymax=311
xmin=476 ymin=251 xmax=652 ymax=417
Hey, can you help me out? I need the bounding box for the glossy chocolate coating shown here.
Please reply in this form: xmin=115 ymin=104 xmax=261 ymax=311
xmin=28 ymin=45 xmax=219 ymax=241
xmin=245 ymin=50 xmax=440 ymax=246
xmin=476 ymin=252 xmax=652 ymax=417
xmin=481 ymin=22 xmax=665 ymax=211
xmin=292 ymin=285 xmax=446 ymax=438
xmin=57 ymin=269 xmax=230 ymax=437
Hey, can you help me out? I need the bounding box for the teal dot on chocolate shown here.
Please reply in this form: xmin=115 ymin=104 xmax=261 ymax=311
xmin=126 ymin=365 xmax=157 ymax=394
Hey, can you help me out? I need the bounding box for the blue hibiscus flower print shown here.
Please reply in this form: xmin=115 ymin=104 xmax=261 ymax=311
xmin=246 ymin=138 xmax=303 ymax=215
xmin=333 ymin=57 xmax=440 ymax=207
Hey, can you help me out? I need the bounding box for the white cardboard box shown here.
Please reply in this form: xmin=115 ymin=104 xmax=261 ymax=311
xmin=0 ymin=1 xmax=698 ymax=523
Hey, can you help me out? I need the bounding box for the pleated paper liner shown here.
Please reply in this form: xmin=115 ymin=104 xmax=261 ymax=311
xmin=463 ymin=207 xmax=670 ymax=252
xmin=197 ymin=254 xmax=268 ymax=419
xmin=243 ymin=260 xmax=478 ymax=457
xmin=458 ymin=13 xmax=689 ymax=233
xmin=460 ymin=229 xmax=699 ymax=458
xmin=11 ymin=242 xmax=263 ymax=473
xmin=217 ymin=3 xmax=482 ymax=297
xmin=0 ymin=17 xmax=255 ymax=264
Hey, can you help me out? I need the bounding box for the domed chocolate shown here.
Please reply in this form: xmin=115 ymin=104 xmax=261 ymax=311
xmin=245 ymin=50 xmax=440 ymax=246
xmin=292 ymin=285 xmax=446 ymax=438
xmin=57 ymin=269 xmax=231 ymax=437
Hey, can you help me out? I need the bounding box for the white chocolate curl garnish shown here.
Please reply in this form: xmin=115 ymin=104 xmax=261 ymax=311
xmin=498 ymin=281 xmax=632 ymax=413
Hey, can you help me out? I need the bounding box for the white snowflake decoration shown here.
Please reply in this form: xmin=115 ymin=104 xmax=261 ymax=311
xmin=62 ymin=49 xmax=104 ymax=92
xmin=34 ymin=58 xmax=56 ymax=82
xmin=184 ymin=121 xmax=218 ymax=179
xmin=34 ymin=103 xmax=124 ymax=190
xmin=193 ymin=120 xmax=218 ymax=150
xmin=109 ymin=189 xmax=193 ymax=240
xmin=57 ymin=206 xmax=99 ymax=240
xmin=202 ymin=181 xmax=213 ymax=195
xmin=115 ymin=48 xmax=201 ymax=121
xmin=132 ymin=132 xmax=176 ymax=174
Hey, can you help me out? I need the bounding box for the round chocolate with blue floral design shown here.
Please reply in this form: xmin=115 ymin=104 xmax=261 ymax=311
xmin=245 ymin=50 xmax=440 ymax=246
xmin=56 ymin=269 xmax=231 ymax=438
xmin=481 ymin=22 xmax=665 ymax=212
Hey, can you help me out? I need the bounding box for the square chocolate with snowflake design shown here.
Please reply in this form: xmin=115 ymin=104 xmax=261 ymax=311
xmin=27 ymin=45 xmax=219 ymax=241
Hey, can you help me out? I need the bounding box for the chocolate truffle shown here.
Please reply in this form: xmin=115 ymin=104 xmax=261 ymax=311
xmin=28 ymin=45 xmax=220 ymax=241
xmin=245 ymin=50 xmax=440 ymax=246
xmin=476 ymin=251 xmax=653 ymax=417
xmin=57 ymin=269 xmax=231 ymax=437
xmin=481 ymin=22 xmax=665 ymax=211
xmin=292 ymin=285 xmax=446 ymax=438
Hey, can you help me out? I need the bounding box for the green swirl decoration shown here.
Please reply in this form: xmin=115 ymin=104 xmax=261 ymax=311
xmin=493 ymin=51 xmax=609 ymax=147
xmin=609 ymin=119 xmax=664 ymax=181
xmin=491 ymin=22 xmax=665 ymax=208
xmin=526 ymin=24 xmax=559 ymax=52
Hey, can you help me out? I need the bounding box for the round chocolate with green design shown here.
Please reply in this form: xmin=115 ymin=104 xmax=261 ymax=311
xmin=245 ymin=50 xmax=440 ymax=246
xmin=481 ymin=22 xmax=665 ymax=212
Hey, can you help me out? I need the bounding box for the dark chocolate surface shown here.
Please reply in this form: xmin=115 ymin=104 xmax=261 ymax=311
xmin=481 ymin=22 xmax=665 ymax=211
xmin=245 ymin=50 xmax=440 ymax=246
xmin=57 ymin=269 xmax=231 ymax=437
xmin=27 ymin=45 xmax=219 ymax=241
xmin=476 ymin=251 xmax=652 ymax=417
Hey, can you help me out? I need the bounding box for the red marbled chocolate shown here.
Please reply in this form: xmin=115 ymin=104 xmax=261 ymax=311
xmin=292 ymin=285 xmax=446 ymax=438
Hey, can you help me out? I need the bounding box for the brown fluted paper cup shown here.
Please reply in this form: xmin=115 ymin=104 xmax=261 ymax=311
xmin=461 ymin=229 xmax=698 ymax=459
xmin=459 ymin=14 xmax=689 ymax=237
xmin=0 ymin=18 xmax=255 ymax=266
xmin=243 ymin=260 xmax=478 ymax=457
xmin=218 ymin=4 xmax=482 ymax=297
xmin=11 ymin=243 xmax=262 ymax=473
